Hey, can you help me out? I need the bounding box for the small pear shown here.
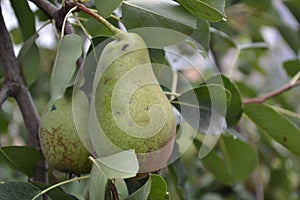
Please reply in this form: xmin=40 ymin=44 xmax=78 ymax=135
xmin=39 ymin=91 xmax=91 ymax=175
xmin=94 ymin=32 xmax=176 ymax=173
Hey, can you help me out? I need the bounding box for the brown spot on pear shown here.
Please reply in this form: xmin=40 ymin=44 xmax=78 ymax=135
xmin=39 ymin=91 xmax=91 ymax=175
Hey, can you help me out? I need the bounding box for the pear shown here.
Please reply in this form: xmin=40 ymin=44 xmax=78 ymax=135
xmin=94 ymin=32 xmax=176 ymax=173
xmin=39 ymin=91 xmax=91 ymax=175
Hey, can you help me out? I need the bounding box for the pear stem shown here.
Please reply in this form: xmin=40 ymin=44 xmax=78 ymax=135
xmin=68 ymin=2 xmax=122 ymax=35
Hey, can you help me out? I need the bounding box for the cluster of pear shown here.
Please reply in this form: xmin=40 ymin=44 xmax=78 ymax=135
xmin=39 ymin=31 xmax=176 ymax=176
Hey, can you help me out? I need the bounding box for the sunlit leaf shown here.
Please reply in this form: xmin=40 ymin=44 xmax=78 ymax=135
xmin=148 ymin=174 xmax=170 ymax=200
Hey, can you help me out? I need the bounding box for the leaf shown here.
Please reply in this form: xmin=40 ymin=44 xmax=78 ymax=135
xmin=50 ymin=34 xmax=82 ymax=100
xmin=284 ymin=0 xmax=300 ymax=23
xmin=197 ymin=134 xmax=258 ymax=185
xmin=176 ymin=0 xmax=226 ymax=21
xmin=95 ymin=150 xmax=139 ymax=179
xmin=18 ymin=34 xmax=40 ymax=86
xmin=0 ymin=182 xmax=42 ymax=200
xmin=95 ymin=0 xmax=122 ymax=18
xmin=191 ymin=20 xmax=210 ymax=52
xmin=10 ymin=0 xmax=35 ymax=40
xmin=207 ymin=75 xmax=243 ymax=127
xmin=148 ymin=174 xmax=170 ymax=200
xmin=88 ymin=163 xmax=109 ymax=200
xmin=244 ymin=104 xmax=300 ymax=156
xmin=277 ymin=25 xmax=300 ymax=54
xmin=122 ymin=0 xmax=197 ymax=35
xmin=32 ymin=182 xmax=76 ymax=200
xmin=126 ymin=176 xmax=151 ymax=200
xmin=283 ymin=59 xmax=300 ymax=77
xmin=82 ymin=18 xmax=113 ymax=37
xmin=171 ymin=84 xmax=230 ymax=134
xmin=210 ymin=27 xmax=237 ymax=48
xmin=0 ymin=110 xmax=11 ymax=134
xmin=168 ymin=160 xmax=187 ymax=200
xmin=0 ymin=146 xmax=42 ymax=177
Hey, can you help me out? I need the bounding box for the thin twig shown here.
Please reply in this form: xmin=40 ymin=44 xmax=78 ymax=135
xmin=243 ymin=80 xmax=300 ymax=105
xmin=252 ymin=167 xmax=264 ymax=200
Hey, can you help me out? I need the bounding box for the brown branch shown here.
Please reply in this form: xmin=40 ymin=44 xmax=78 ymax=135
xmin=0 ymin=83 xmax=16 ymax=107
xmin=29 ymin=0 xmax=74 ymax=35
xmin=0 ymin=5 xmax=48 ymax=183
xmin=243 ymin=80 xmax=300 ymax=105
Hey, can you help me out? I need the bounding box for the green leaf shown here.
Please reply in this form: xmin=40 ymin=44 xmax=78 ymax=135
xmin=168 ymin=160 xmax=187 ymax=200
xmin=10 ymin=0 xmax=35 ymax=40
xmin=95 ymin=150 xmax=139 ymax=179
xmin=171 ymin=84 xmax=230 ymax=134
xmin=191 ymin=20 xmax=210 ymax=52
xmin=82 ymin=18 xmax=113 ymax=37
xmin=88 ymin=163 xmax=109 ymax=200
xmin=125 ymin=175 xmax=169 ymax=199
xmin=283 ymin=59 xmax=300 ymax=77
xmin=176 ymin=0 xmax=226 ymax=21
xmin=18 ymin=34 xmax=40 ymax=86
xmin=199 ymin=134 xmax=258 ymax=185
xmin=32 ymin=182 xmax=76 ymax=200
xmin=95 ymin=0 xmax=122 ymax=18
xmin=0 ymin=110 xmax=11 ymax=134
xmin=10 ymin=28 xmax=23 ymax=44
xmin=210 ymin=27 xmax=237 ymax=48
xmin=277 ymin=25 xmax=300 ymax=54
xmin=207 ymin=75 xmax=243 ymax=127
xmin=122 ymin=0 xmax=197 ymax=35
xmin=244 ymin=104 xmax=300 ymax=156
xmin=0 ymin=146 xmax=42 ymax=177
xmin=50 ymin=34 xmax=82 ymax=100
xmin=148 ymin=174 xmax=170 ymax=200
xmin=284 ymin=0 xmax=300 ymax=24
xmin=0 ymin=182 xmax=42 ymax=200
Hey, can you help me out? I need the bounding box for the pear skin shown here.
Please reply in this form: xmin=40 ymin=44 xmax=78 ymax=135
xmin=39 ymin=92 xmax=91 ymax=175
xmin=95 ymin=32 xmax=176 ymax=173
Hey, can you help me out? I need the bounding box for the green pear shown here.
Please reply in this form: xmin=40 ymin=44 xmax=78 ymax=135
xmin=39 ymin=91 xmax=91 ymax=175
xmin=94 ymin=32 xmax=176 ymax=173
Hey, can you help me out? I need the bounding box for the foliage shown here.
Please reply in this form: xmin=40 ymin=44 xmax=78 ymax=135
xmin=0 ymin=0 xmax=300 ymax=199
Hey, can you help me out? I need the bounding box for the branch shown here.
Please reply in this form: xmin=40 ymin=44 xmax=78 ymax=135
xmin=0 ymin=83 xmax=11 ymax=107
xmin=243 ymin=80 xmax=300 ymax=105
xmin=29 ymin=0 xmax=74 ymax=35
xmin=29 ymin=0 xmax=83 ymax=67
xmin=0 ymin=5 xmax=47 ymax=183
xmin=67 ymin=2 xmax=122 ymax=35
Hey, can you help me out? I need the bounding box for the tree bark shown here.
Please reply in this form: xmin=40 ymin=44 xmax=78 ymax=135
xmin=0 ymin=5 xmax=48 ymax=183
